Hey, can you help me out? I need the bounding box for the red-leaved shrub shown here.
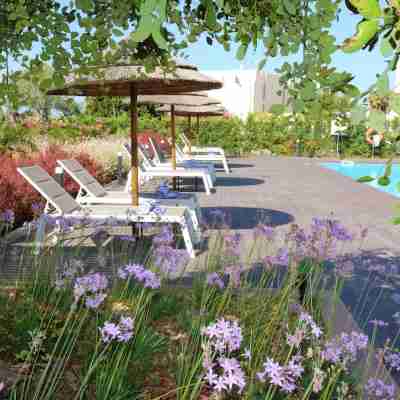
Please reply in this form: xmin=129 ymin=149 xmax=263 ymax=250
xmin=0 ymin=144 xmax=108 ymax=226
xmin=138 ymin=130 xmax=171 ymax=158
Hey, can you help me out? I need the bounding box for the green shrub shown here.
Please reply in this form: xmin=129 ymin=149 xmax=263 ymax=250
xmin=1 ymin=110 xmax=396 ymax=159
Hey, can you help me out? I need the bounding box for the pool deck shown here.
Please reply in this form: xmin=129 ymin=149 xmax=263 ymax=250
xmin=194 ymin=155 xmax=400 ymax=346
xmin=197 ymin=155 xmax=400 ymax=253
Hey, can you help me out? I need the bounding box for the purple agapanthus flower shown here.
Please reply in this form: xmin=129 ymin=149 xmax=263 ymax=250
xmin=207 ymin=272 xmax=225 ymax=289
xmin=223 ymin=232 xmax=241 ymax=257
xmin=100 ymin=322 xmax=121 ymax=343
xmin=205 ymin=356 xmax=246 ymax=394
xmin=201 ymin=318 xmax=242 ymax=354
xmin=31 ymin=202 xmax=44 ymax=214
xmin=253 ymin=224 xmax=275 ymax=240
xmin=321 ymin=331 xmax=368 ymax=367
xmin=299 ymin=312 xmax=323 ymax=339
xmin=73 ymin=272 xmax=108 ymax=308
xmin=365 ymin=378 xmax=395 ymax=400
xmin=85 ymin=293 xmax=107 ymax=309
xmin=117 ymin=235 xmax=137 ymax=242
xmin=99 ymin=315 xmax=134 ymax=344
xmin=118 ymin=263 xmax=160 ymax=289
xmin=153 ymin=225 xmax=174 ymax=246
xmin=369 ymin=319 xmax=389 ymax=327
xmin=1 ymin=209 xmax=14 ymax=224
xmin=384 ymin=350 xmax=400 ymax=371
xmin=274 ymin=248 xmax=290 ymax=266
xmin=257 ymin=356 xmax=304 ymax=394
xmin=153 ymin=244 xmax=189 ymax=275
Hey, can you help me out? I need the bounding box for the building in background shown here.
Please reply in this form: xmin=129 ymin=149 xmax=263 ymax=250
xmin=203 ymin=69 xmax=288 ymax=119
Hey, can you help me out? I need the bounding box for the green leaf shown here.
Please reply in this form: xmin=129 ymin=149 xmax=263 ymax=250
xmin=158 ymin=0 xmax=167 ymax=21
xmin=301 ymin=81 xmax=316 ymax=101
xmin=283 ymin=0 xmax=297 ymax=15
xmin=368 ymin=110 xmax=386 ymax=132
xmin=152 ymin=27 xmax=168 ymax=50
xmin=131 ymin=15 xmax=153 ymax=42
xmin=392 ymin=216 xmax=400 ymax=225
xmin=112 ymin=29 xmax=124 ymax=37
xmin=343 ymin=84 xmax=360 ymax=98
xmin=75 ymin=0 xmax=92 ymax=13
xmin=376 ymin=71 xmax=390 ymax=96
xmin=141 ymin=0 xmax=158 ymax=16
xmin=269 ymin=104 xmax=287 ymax=114
xmin=378 ymin=176 xmax=390 ymax=186
xmin=236 ymin=43 xmax=248 ymax=61
xmin=357 ymin=176 xmax=375 ymax=182
xmin=397 ymin=181 xmax=400 ymax=192
xmin=293 ymin=98 xmax=305 ymax=113
xmin=205 ymin=0 xmax=218 ymax=30
xmin=380 ymin=37 xmax=393 ymax=57
xmin=257 ymin=58 xmax=267 ymax=70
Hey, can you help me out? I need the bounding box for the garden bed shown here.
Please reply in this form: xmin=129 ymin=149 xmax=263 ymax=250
xmin=0 ymin=216 xmax=398 ymax=399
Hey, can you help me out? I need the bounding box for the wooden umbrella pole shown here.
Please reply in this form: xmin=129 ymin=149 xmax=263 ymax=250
xmin=171 ymin=104 xmax=177 ymax=169
xmin=130 ymin=84 xmax=139 ymax=207
xmin=196 ymin=114 xmax=200 ymax=146
xmin=188 ymin=115 xmax=192 ymax=154
xmin=171 ymin=104 xmax=177 ymax=190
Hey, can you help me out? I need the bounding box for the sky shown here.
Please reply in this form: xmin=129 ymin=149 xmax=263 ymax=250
xmin=6 ymin=1 xmax=396 ymax=93
xmin=182 ymin=5 xmax=394 ymax=92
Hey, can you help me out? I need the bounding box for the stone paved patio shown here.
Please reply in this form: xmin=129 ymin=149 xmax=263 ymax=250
xmin=194 ymin=156 xmax=400 ymax=347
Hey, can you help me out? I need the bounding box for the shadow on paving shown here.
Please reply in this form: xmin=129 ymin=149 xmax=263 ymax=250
xmin=228 ymin=163 xmax=255 ymax=169
xmin=337 ymin=248 xmax=400 ymax=350
xmin=202 ymin=207 xmax=294 ymax=229
xmin=215 ymin=177 xmax=265 ymax=186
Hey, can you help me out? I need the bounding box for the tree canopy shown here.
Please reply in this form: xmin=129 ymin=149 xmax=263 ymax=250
xmin=0 ymin=0 xmax=399 ymax=118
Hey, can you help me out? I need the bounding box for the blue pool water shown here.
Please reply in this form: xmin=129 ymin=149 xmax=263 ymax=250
xmin=321 ymin=162 xmax=400 ymax=198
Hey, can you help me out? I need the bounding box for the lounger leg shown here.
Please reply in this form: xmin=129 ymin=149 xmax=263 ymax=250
xmin=125 ymin=170 xmax=131 ymax=193
xmin=188 ymin=210 xmax=201 ymax=244
xmin=202 ymin=175 xmax=211 ymax=195
xmin=223 ymin=158 xmax=230 ymax=174
xmin=206 ymin=174 xmax=214 ymax=189
xmin=34 ymin=216 xmax=47 ymax=255
xmin=180 ymin=221 xmax=196 ymax=259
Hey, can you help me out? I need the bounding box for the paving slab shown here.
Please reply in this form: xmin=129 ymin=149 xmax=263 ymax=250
xmin=193 ymin=156 xmax=400 ymax=348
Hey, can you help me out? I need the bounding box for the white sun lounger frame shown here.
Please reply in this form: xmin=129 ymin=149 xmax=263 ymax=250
xmin=17 ymin=165 xmax=198 ymax=258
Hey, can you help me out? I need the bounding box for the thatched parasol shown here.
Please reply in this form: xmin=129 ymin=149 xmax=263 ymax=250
xmin=157 ymin=104 xmax=226 ymax=153
xmin=138 ymin=94 xmax=221 ymax=171
xmin=47 ymin=62 xmax=222 ymax=206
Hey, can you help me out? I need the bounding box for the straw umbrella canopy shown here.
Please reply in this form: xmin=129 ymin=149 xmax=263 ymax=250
xmin=138 ymin=93 xmax=221 ymax=169
xmin=157 ymin=104 xmax=226 ymax=152
xmin=47 ymin=62 xmax=222 ymax=206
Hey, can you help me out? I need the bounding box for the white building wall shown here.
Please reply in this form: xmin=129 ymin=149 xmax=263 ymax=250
xmin=202 ymin=70 xmax=258 ymax=119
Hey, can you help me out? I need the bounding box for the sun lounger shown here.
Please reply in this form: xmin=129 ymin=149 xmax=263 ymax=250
xmin=148 ymin=137 xmax=216 ymax=178
xmin=181 ymin=132 xmax=227 ymax=158
xmin=175 ymin=142 xmax=230 ymax=174
xmin=17 ymin=165 xmax=198 ymax=258
xmin=56 ymin=159 xmax=202 ymax=242
xmin=123 ymin=144 xmax=215 ymax=195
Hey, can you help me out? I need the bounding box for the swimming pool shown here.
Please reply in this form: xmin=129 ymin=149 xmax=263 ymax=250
xmin=321 ymin=162 xmax=400 ymax=198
